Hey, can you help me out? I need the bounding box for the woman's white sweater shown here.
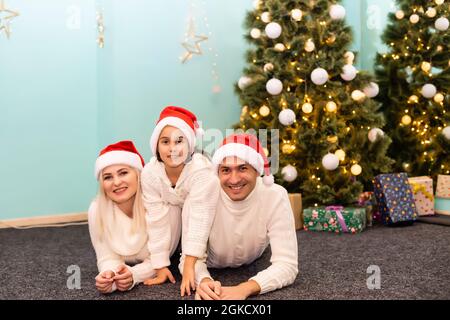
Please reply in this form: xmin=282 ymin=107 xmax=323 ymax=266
xmin=88 ymin=200 xmax=155 ymax=291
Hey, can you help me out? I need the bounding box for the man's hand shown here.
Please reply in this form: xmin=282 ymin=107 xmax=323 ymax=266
xmin=95 ymin=270 xmax=115 ymax=294
xmin=195 ymin=278 xmax=221 ymax=300
xmin=143 ymin=267 xmax=176 ymax=286
xmin=114 ymin=265 xmax=134 ymax=291
xmin=180 ymin=255 xmax=197 ymax=297
xmin=219 ymin=280 xmax=261 ymax=300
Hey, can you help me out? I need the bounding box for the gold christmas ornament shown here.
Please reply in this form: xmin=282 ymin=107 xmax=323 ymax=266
xmin=0 ymin=0 xmax=20 ymax=39
xmin=434 ymin=93 xmax=444 ymax=103
xmin=351 ymin=90 xmax=366 ymax=101
xmin=435 ymin=0 xmax=444 ymax=5
xmin=426 ymin=7 xmax=437 ymax=18
xmin=410 ymin=14 xmax=420 ymax=24
xmin=259 ymin=105 xmax=270 ymax=117
xmin=325 ymin=34 xmax=336 ymax=45
xmin=335 ymin=149 xmax=346 ymax=161
xmin=274 ymin=43 xmax=286 ymax=52
xmin=395 ymin=10 xmax=405 ymax=19
xmin=302 ymin=102 xmax=313 ymax=114
xmin=181 ymin=18 xmax=208 ymax=63
xmin=351 ymin=164 xmax=362 ymax=176
xmin=408 ymin=95 xmax=419 ymax=104
xmin=327 ymin=135 xmax=338 ymax=144
xmin=403 ymin=162 xmax=411 ymax=171
xmin=304 ymin=38 xmax=315 ymax=52
xmin=281 ymin=143 xmax=296 ymax=154
xmin=421 ymin=61 xmax=431 ymax=72
xmin=402 ymin=115 xmax=412 ymax=125
xmin=326 ymin=101 xmax=337 ymax=112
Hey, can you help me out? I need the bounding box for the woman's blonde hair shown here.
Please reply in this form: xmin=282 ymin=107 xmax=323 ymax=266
xmin=95 ymin=167 xmax=146 ymax=241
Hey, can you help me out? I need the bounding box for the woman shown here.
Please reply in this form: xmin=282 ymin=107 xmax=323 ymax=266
xmin=88 ymin=140 xmax=176 ymax=293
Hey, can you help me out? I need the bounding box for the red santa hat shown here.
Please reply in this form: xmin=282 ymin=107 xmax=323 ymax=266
xmin=150 ymin=106 xmax=204 ymax=156
xmin=212 ymin=133 xmax=274 ymax=185
xmin=95 ymin=140 xmax=145 ymax=179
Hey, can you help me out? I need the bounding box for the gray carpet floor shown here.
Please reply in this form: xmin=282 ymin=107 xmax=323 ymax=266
xmin=0 ymin=222 xmax=449 ymax=300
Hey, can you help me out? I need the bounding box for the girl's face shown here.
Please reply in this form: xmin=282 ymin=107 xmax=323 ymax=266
xmin=101 ymin=165 xmax=138 ymax=204
xmin=157 ymin=125 xmax=189 ymax=167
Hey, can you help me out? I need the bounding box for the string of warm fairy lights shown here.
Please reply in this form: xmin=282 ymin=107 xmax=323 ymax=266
xmin=382 ymin=0 xmax=449 ymax=173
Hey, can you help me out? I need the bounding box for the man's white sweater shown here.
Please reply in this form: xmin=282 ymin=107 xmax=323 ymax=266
xmin=141 ymin=153 xmax=220 ymax=269
xmin=195 ymin=178 xmax=299 ymax=295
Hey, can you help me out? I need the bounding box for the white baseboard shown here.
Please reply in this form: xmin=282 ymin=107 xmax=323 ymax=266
xmin=0 ymin=212 xmax=88 ymax=229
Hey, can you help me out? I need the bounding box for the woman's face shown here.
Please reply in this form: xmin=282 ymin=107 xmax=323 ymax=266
xmin=157 ymin=125 xmax=189 ymax=167
xmin=101 ymin=165 xmax=138 ymax=204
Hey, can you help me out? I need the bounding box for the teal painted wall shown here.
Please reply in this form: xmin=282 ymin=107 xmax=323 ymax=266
xmin=0 ymin=0 xmax=395 ymax=220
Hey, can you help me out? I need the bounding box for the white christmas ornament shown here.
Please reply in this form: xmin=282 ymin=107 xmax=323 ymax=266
xmin=410 ymin=14 xmax=420 ymax=24
xmin=263 ymin=63 xmax=274 ymax=72
xmin=238 ymin=76 xmax=252 ymax=90
xmin=282 ymin=165 xmax=298 ymax=182
xmin=426 ymin=7 xmax=437 ymax=18
xmin=302 ymin=103 xmax=313 ymax=114
xmin=368 ymin=128 xmax=384 ymax=142
xmin=330 ymin=4 xmax=346 ymax=20
xmin=363 ymin=82 xmax=379 ymax=98
xmin=351 ymin=164 xmax=362 ymax=176
xmin=421 ymin=84 xmax=437 ymax=98
xmin=442 ymin=126 xmax=450 ymax=140
xmin=435 ymin=0 xmax=444 ymax=5
xmin=274 ymin=43 xmax=286 ymax=52
xmin=253 ymin=0 xmax=262 ymax=9
xmin=322 ymin=153 xmax=340 ymax=171
xmin=266 ymin=78 xmax=283 ymax=95
xmin=265 ymin=22 xmax=282 ymax=39
xmin=311 ymin=68 xmax=329 ymax=85
xmin=261 ymin=12 xmax=271 ymax=23
xmin=278 ymin=109 xmax=296 ymax=126
xmin=435 ymin=17 xmax=449 ymax=31
xmin=395 ymin=10 xmax=405 ymax=19
xmin=341 ymin=64 xmax=357 ymax=81
xmin=304 ymin=39 xmax=315 ymax=52
xmin=345 ymin=51 xmax=355 ymax=64
xmin=351 ymin=90 xmax=366 ymax=101
xmin=291 ymin=9 xmax=303 ymax=21
xmin=250 ymin=28 xmax=261 ymax=39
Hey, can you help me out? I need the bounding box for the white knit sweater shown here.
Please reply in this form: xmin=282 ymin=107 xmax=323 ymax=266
xmin=195 ymin=178 xmax=299 ymax=295
xmin=141 ymin=153 xmax=220 ymax=269
xmin=88 ymin=200 xmax=156 ymax=291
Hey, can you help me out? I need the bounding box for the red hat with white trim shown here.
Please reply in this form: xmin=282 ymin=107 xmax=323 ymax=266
xmin=95 ymin=140 xmax=145 ymax=179
xmin=150 ymin=106 xmax=204 ymax=156
xmin=212 ymin=133 xmax=274 ymax=185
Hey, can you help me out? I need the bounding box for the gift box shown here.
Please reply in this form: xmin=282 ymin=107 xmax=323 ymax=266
xmin=435 ymin=198 xmax=450 ymax=216
xmin=408 ymin=176 xmax=434 ymax=216
xmin=303 ymin=206 xmax=366 ymax=234
xmin=436 ymin=175 xmax=450 ymax=199
xmin=373 ymin=173 xmax=418 ymax=225
xmin=288 ymin=193 xmax=303 ymax=230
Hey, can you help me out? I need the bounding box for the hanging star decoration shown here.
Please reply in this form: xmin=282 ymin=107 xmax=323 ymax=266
xmin=181 ymin=18 xmax=208 ymax=63
xmin=0 ymin=0 xmax=19 ymax=39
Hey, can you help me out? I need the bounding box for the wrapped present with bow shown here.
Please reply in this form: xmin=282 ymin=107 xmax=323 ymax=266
xmin=303 ymin=206 xmax=366 ymax=234
xmin=408 ymin=176 xmax=434 ymax=216
xmin=373 ymin=173 xmax=418 ymax=225
xmin=435 ymin=175 xmax=450 ymax=216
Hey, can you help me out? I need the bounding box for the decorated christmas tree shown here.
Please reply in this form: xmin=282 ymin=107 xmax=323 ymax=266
xmin=374 ymin=0 xmax=450 ymax=179
xmin=234 ymin=0 xmax=393 ymax=206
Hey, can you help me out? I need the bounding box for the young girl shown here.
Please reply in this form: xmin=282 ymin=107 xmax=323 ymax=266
xmin=88 ymin=140 xmax=180 ymax=293
xmin=141 ymin=106 xmax=219 ymax=297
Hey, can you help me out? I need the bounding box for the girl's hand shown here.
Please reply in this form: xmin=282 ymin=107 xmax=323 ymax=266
xmin=95 ymin=270 xmax=115 ymax=294
xmin=180 ymin=266 xmax=196 ymax=297
xmin=143 ymin=267 xmax=176 ymax=286
xmin=113 ymin=265 xmax=134 ymax=291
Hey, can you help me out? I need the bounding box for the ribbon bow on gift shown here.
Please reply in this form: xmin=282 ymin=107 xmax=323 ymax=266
xmin=325 ymin=205 xmax=348 ymax=233
xmin=409 ymin=182 xmax=433 ymax=201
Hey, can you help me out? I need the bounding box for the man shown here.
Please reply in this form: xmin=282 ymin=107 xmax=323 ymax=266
xmin=194 ymin=133 xmax=298 ymax=300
